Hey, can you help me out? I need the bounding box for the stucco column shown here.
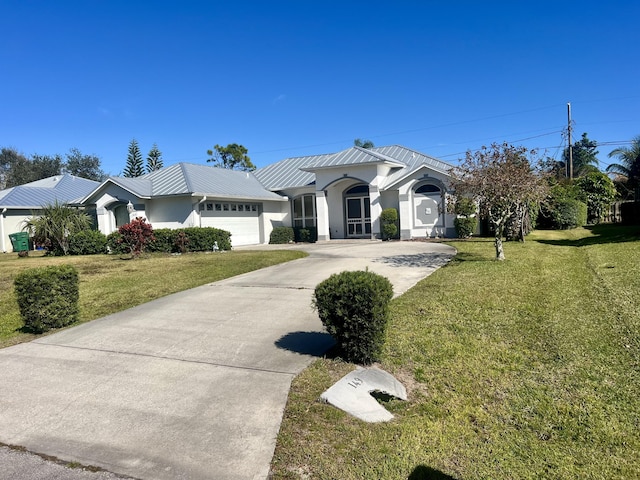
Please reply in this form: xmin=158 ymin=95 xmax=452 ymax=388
xmin=316 ymin=190 xmax=330 ymax=241
xmin=398 ymin=193 xmax=412 ymax=240
xmin=369 ymin=185 xmax=382 ymax=240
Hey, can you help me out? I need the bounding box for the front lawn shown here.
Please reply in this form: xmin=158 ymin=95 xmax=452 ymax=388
xmin=0 ymin=249 xmax=306 ymax=348
xmin=271 ymin=225 xmax=640 ymax=479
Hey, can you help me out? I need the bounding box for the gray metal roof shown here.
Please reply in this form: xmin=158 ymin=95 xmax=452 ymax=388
xmin=254 ymin=154 xmax=328 ymax=190
xmin=0 ymin=174 xmax=100 ymax=208
xmin=255 ymin=145 xmax=453 ymax=191
xmin=88 ymin=163 xmax=287 ymax=202
xmin=301 ymin=146 xmax=406 ymax=171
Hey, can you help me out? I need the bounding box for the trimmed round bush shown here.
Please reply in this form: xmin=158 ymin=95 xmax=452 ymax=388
xmin=270 ymin=226 xmax=295 ymax=244
xmin=454 ymin=217 xmax=477 ymax=238
xmin=68 ymin=230 xmax=108 ymax=255
xmin=14 ymin=265 xmax=79 ymax=333
xmin=313 ymin=270 xmax=393 ymax=365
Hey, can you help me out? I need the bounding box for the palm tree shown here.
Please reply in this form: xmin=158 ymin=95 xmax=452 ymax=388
xmin=23 ymin=201 xmax=91 ymax=255
xmin=606 ymin=135 xmax=640 ymax=200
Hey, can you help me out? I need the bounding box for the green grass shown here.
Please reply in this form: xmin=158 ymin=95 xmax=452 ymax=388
xmin=271 ymin=225 xmax=640 ymax=480
xmin=0 ymin=249 xmax=306 ymax=348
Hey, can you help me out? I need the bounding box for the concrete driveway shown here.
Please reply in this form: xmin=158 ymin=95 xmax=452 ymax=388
xmin=0 ymin=240 xmax=455 ymax=480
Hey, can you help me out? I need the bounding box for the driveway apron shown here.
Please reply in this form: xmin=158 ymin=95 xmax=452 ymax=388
xmin=0 ymin=241 xmax=455 ymax=480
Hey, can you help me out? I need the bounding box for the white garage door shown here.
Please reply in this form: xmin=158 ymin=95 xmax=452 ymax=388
xmin=200 ymin=202 xmax=261 ymax=246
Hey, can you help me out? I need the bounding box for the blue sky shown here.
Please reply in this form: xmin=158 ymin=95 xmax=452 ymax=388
xmin=1 ymin=1 xmax=638 ymax=175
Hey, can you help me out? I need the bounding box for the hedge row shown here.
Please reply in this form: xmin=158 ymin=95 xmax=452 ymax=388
xmin=269 ymin=226 xmax=317 ymax=244
xmin=109 ymin=227 xmax=232 ymax=254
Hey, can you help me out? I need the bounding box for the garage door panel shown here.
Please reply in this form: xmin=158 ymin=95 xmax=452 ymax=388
xmin=201 ymin=215 xmax=260 ymax=246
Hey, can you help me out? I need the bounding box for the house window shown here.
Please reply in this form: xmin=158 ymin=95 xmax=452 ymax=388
xmin=223 ymin=204 xmax=229 ymax=211
xmin=293 ymin=194 xmax=316 ymax=228
xmin=238 ymin=204 xmax=244 ymax=212
xmin=215 ymin=203 xmax=222 ymax=211
xmin=415 ymin=184 xmax=441 ymax=194
xmin=206 ymin=203 xmax=213 ymax=211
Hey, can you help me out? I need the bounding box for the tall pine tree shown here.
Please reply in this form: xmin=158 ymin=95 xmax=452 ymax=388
xmin=146 ymin=143 xmax=163 ymax=172
xmin=124 ymin=139 xmax=144 ymax=177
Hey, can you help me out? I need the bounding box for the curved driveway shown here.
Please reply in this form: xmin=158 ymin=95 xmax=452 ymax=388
xmin=0 ymin=240 xmax=454 ymax=480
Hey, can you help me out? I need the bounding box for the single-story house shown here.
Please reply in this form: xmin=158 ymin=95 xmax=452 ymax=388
xmin=255 ymin=144 xmax=456 ymax=241
xmin=2 ymin=145 xmax=456 ymax=252
xmin=80 ymin=144 xmax=455 ymax=247
xmin=80 ymin=162 xmax=288 ymax=246
xmin=0 ymin=174 xmax=100 ymax=253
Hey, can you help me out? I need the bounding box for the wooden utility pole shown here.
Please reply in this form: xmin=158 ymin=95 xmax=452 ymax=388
xmin=567 ymin=102 xmax=573 ymax=179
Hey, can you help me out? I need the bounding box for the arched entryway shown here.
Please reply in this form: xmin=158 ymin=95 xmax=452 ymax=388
xmin=344 ymin=184 xmax=371 ymax=238
xmin=413 ymin=183 xmax=445 ymax=237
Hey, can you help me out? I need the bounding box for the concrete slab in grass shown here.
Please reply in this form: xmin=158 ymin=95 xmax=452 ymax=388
xmin=320 ymin=366 xmax=407 ymax=422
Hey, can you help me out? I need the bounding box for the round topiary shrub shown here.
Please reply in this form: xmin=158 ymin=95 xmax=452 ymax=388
xmin=313 ymin=270 xmax=393 ymax=365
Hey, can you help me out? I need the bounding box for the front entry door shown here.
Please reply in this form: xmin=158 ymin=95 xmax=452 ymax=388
xmin=346 ymin=196 xmax=371 ymax=237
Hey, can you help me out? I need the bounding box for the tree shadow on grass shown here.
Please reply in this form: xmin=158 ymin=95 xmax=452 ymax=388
xmin=374 ymin=252 xmax=454 ymax=268
xmin=537 ymin=224 xmax=640 ymax=247
xmin=408 ymin=465 xmax=458 ymax=480
xmin=274 ymin=331 xmax=335 ymax=356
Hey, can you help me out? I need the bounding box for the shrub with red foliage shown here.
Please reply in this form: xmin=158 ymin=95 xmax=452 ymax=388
xmin=118 ymin=217 xmax=155 ymax=257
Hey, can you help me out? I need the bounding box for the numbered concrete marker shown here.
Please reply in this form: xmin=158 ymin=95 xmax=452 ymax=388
xmin=320 ymin=366 xmax=407 ymax=422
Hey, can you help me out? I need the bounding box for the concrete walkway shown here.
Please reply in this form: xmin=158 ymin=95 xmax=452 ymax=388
xmin=0 ymin=240 xmax=455 ymax=480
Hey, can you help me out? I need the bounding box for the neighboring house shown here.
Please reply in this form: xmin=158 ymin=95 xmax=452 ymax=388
xmin=80 ymin=163 xmax=289 ymax=246
xmin=2 ymin=145 xmax=455 ymax=251
xmin=0 ymin=174 xmax=100 ymax=253
xmin=254 ymin=145 xmax=456 ymax=241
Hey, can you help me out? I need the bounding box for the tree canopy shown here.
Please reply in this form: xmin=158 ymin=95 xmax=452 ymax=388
xmin=575 ymin=171 xmax=617 ymax=223
xmin=65 ymin=148 xmax=107 ymax=181
xmin=1 ymin=147 xmax=106 ymax=188
xmin=563 ymin=132 xmax=599 ymax=178
xmin=606 ymin=135 xmax=640 ymax=200
xmin=449 ymin=143 xmax=548 ymax=260
xmin=206 ymin=144 xmax=255 ymax=171
xmin=146 ymin=143 xmax=163 ymax=172
xmin=124 ymin=139 xmax=144 ymax=177
xmin=354 ymin=139 xmax=375 ymax=149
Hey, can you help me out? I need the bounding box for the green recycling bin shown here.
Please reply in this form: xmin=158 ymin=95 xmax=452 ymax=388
xmin=9 ymin=232 xmax=30 ymax=252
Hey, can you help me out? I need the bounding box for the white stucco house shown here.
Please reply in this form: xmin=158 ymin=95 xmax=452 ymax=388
xmin=2 ymin=145 xmax=456 ymax=252
xmin=255 ymin=144 xmax=456 ymax=241
xmin=0 ymin=174 xmax=100 ymax=253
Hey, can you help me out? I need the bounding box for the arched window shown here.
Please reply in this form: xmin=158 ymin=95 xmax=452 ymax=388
xmin=345 ymin=184 xmax=369 ymax=196
xmin=415 ymin=184 xmax=441 ymax=195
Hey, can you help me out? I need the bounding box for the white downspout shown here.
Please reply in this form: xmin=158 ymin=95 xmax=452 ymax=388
xmin=197 ymin=196 xmax=207 ymax=227
xmin=0 ymin=208 xmax=7 ymax=253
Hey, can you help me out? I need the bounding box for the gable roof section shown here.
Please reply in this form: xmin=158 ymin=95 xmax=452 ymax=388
xmin=84 ymin=163 xmax=286 ymax=202
xmin=0 ymin=174 xmax=100 ymax=208
xmin=372 ymin=145 xmax=454 ymax=189
xmin=255 ymin=145 xmax=453 ymax=191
